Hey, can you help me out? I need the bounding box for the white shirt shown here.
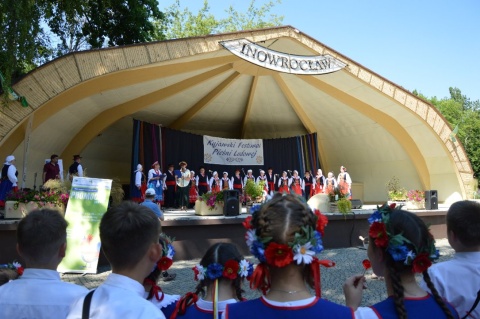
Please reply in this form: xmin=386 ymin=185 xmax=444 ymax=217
xmin=7 ymin=164 xmax=18 ymax=186
xmin=77 ymin=164 xmax=83 ymax=177
xmin=67 ymin=273 xmax=165 ymax=319
xmin=0 ymin=268 xmax=88 ymax=319
xmin=135 ymin=171 xmax=142 ymax=187
xmin=420 ymin=251 xmax=480 ymax=319
xmin=256 ymin=176 xmax=268 ymax=190
xmin=278 ymin=176 xmax=292 ymax=187
xmin=337 ymin=172 xmax=352 ymax=186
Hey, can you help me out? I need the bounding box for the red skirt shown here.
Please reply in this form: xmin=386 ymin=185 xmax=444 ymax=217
xmin=211 ymin=185 xmax=221 ymax=193
xmin=189 ymin=186 xmax=198 ymax=203
xmin=279 ymin=185 xmax=290 ymax=194
xmin=291 ymin=184 xmax=302 ymax=196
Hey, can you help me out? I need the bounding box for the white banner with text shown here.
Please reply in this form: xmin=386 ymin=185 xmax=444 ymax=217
xmin=203 ymin=135 xmax=264 ymax=165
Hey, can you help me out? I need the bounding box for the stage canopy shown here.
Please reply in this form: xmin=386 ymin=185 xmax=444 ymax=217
xmin=0 ymin=26 xmax=472 ymax=203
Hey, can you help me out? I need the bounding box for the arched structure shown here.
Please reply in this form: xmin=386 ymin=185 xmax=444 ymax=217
xmin=0 ymin=26 xmax=472 ymax=203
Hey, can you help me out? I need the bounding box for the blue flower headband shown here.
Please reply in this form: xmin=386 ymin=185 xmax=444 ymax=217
xmin=193 ymin=259 xmax=253 ymax=281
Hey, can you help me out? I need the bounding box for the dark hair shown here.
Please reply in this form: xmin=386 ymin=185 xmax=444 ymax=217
xmin=446 ymin=200 xmax=480 ymax=247
xmin=17 ymin=209 xmax=67 ymax=265
xmin=145 ymin=235 xmax=169 ymax=300
xmin=252 ymin=193 xmax=318 ymax=290
xmin=175 ymin=243 xmax=245 ymax=317
xmin=100 ymin=201 xmax=161 ymax=271
xmin=372 ymin=209 xmax=454 ymax=319
xmin=50 ymin=154 xmax=58 ymax=160
xmin=0 ymin=269 xmax=20 ymax=286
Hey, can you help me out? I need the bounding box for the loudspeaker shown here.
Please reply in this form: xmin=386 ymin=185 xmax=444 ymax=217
xmin=351 ymin=199 xmax=363 ymax=209
xmin=425 ymin=190 xmax=438 ymax=210
xmin=223 ymin=190 xmax=240 ymax=216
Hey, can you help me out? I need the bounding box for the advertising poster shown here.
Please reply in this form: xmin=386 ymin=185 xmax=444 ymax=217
xmin=58 ymin=177 xmax=112 ymax=273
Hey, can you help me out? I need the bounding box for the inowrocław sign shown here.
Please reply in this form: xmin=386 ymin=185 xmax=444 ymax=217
xmin=220 ymin=38 xmax=347 ymax=75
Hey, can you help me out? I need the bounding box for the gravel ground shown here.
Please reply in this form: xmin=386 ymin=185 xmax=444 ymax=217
xmin=62 ymin=238 xmax=454 ymax=306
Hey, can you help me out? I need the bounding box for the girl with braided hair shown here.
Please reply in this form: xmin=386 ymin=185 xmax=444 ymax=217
xmin=225 ymin=193 xmax=354 ymax=319
xmin=343 ymin=204 xmax=459 ymax=319
xmin=164 ymin=243 xmax=252 ymax=319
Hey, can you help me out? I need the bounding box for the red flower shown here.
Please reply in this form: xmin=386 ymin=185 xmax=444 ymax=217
xmin=314 ymin=209 xmax=328 ymax=236
xmin=412 ymin=253 xmax=432 ymax=273
xmin=157 ymin=257 xmax=173 ymax=271
xmin=242 ymin=216 xmax=253 ymax=230
xmin=17 ymin=267 xmax=24 ymax=276
xmin=362 ymin=259 xmax=371 ymax=270
xmin=389 ymin=203 xmax=396 ymax=210
xmin=265 ymin=242 xmax=293 ymax=267
xmin=223 ymin=260 xmax=239 ymax=279
xmin=192 ymin=266 xmax=200 ymax=281
xmin=369 ymin=222 xmax=389 ymax=248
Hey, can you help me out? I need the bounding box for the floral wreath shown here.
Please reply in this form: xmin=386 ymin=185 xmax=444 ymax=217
xmin=192 ymin=259 xmax=254 ymax=281
xmin=0 ymin=261 xmax=24 ymax=276
xmin=368 ymin=203 xmax=439 ymax=273
xmin=144 ymin=234 xmax=175 ymax=301
xmin=243 ymin=202 xmax=334 ymax=296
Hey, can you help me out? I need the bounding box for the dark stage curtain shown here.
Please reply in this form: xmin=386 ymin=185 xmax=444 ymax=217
xmin=130 ymin=120 xmax=163 ymax=197
xmin=131 ymin=121 xmax=321 ymax=184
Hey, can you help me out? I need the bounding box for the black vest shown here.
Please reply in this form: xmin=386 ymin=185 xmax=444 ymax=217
xmin=69 ymin=162 xmax=79 ymax=174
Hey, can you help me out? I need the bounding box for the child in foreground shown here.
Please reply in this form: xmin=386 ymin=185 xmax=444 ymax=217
xmin=343 ymin=204 xmax=459 ymax=319
xmin=225 ymin=193 xmax=354 ymax=319
xmin=164 ymin=242 xmax=251 ymax=319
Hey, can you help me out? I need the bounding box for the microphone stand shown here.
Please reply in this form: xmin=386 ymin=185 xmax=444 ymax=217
xmin=33 ymin=172 xmax=37 ymax=191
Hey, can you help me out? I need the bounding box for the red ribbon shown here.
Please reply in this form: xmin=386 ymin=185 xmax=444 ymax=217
xmin=310 ymin=258 xmax=336 ymax=297
xmin=171 ymin=292 xmax=198 ymax=319
xmin=144 ymin=278 xmax=164 ymax=301
xmin=249 ymin=263 xmax=271 ymax=295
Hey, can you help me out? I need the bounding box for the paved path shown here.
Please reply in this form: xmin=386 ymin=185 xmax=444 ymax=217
xmin=62 ymin=239 xmax=454 ymax=306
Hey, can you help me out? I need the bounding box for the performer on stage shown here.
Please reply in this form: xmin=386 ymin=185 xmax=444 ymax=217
xmin=131 ymin=164 xmax=147 ymax=203
xmin=209 ymin=171 xmax=221 ymax=193
xmin=337 ymin=166 xmax=352 ymax=199
xmin=221 ymin=172 xmax=232 ymax=190
xmin=266 ymin=167 xmax=276 ymax=196
xmin=290 ymin=170 xmax=304 ymax=196
xmin=231 ymin=169 xmax=243 ymax=192
xmin=176 ymin=161 xmax=191 ymax=210
xmin=196 ymin=166 xmax=210 ymax=196
xmin=0 ymin=155 xmax=18 ymax=208
xmin=164 ymin=164 xmax=177 ymax=209
xmin=189 ymin=171 xmax=198 ymax=206
xmin=243 ymin=169 xmax=255 ymax=186
xmin=325 ymin=172 xmax=338 ymax=197
xmin=68 ymin=155 xmax=83 ymax=180
xmin=313 ymin=168 xmax=325 ymax=195
xmin=256 ymin=169 xmax=268 ymax=193
xmin=277 ymin=171 xmax=291 ymax=194
xmin=42 ymin=154 xmax=60 ymax=184
xmin=303 ymin=170 xmax=314 ymax=200
xmin=148 ymin=161 xmax=164 ymax=204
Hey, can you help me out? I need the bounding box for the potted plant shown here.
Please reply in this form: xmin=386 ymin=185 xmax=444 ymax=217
xmin=196 ymin=190 xmax=224 ymax=215
xmin=245 ymin=180 xmax=263 ymax=204
xmin=337 ymin=197 xmax=352 ymax=215
xmin=406 ymin=189 xmax=425 ymax=210
xmin=386 ymin=176 xmax=407 ymax=202
xmin=5 ymin=188 xmax=69 ymax=218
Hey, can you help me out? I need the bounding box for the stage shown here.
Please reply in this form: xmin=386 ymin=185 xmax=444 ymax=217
xmin=0 ymin=204 xmax=450 ymax=264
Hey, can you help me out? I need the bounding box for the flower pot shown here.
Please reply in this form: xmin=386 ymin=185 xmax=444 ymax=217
xmin=4 ymin=201 xmax=65 ymax=219
xmin=195 ymin=200 xmax=224 ymax=216
xmin=406 ymin=200 xmax=425 ymax=210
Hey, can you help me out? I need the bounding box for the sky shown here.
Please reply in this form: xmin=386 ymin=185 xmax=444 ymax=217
xmin=164 ymin=0 xmax=480 ymax=101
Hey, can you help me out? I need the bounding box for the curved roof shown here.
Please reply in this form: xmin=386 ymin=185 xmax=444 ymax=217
xmin=0 ymin=26 xmax=472 ymax=202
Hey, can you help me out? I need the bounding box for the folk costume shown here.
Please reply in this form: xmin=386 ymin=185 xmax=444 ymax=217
xmin=209 ymin=172 xmax=221 ymax=193
xmin=131 ymin=164 xmax=147 ymax=203
xmin=221 ymin=172 xmax=232 ymax=190
xmin=266 ymin=169 xmax=276 ymax=195
xmin=277 ymin=172 xmax=291 ymax=194
xmin=0 ymin=155 xmax=18 ymax=208
xmin=243 ymin=170 xmax=255 ymax=187
xmin=196 ymin=170 xmax=210 ymax=196
xmin=314 ymin=172 xmax=325 ymax=195
xmin=189 ymin=172 xmax=198 ymax=204
xmin=290 ymin=172 xmax=304 ymax=196
xmin=303 ymin=173 xmax=314 ymax=200
xmin=176 ymin=162 xmax=191 ymax=210
xmin=68 ymin=155 xmax=83 ymax=181
xmin=231 ymin=171 xmax=243 ymax=192
xmin=164 ymin=165 xmax=177 ymax=208
xmin=256 ymin=170 xmax=268 ymax=193
xmin=337 ymin=166 xmax=352 ymax=199
xmin=148 ymin=162 xmax=164 ymax=203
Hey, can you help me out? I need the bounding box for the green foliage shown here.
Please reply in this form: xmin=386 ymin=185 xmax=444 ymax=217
xmin=245 ymin=179 xmax=263 ymax=199
xmin=385 ymin=176 xmax=407 ymax=201
xmin=161 ymin=0 xmax=284 ymax=40
xmin=337 ymin=198 xmax=352 ymax=215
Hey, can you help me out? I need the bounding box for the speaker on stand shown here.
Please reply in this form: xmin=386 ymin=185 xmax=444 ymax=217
xmin=425 ymin=190 xmax=438 ymax=210
xmin=223 ymin=190 xmax=240 ymax=216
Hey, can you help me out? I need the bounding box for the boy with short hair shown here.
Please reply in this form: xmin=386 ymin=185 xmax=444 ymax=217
xmin=420 ymin=200 xmax=480 ymax=318
xmin=0 ymin=209 xmax=88 ymax=318
xmin=67 ymin=201 xmax=165 ymax=318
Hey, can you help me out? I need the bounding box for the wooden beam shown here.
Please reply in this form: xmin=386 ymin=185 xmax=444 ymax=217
xmin=273 ymin=73 xmax=316 ymax=134
xmin=298 ymin=75 xmax=430 ymax=189
xmin=240 ymin=76 xmax=258 ymax=138
xmin=169 ymin=72 xmax=241 ymax=130
xmin=61 ymin=64 xmax=234 ymax=159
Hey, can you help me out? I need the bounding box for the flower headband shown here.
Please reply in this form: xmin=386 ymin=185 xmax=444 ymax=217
xmin=244 ymin=201 xmax=334 ymax=296
xmin=368 ymin=203 xmax=439 ymax=273
xmin=0 ymin=261 xmax=24 ymax=276
xmin=192 ymin=259 xmax=253 ymax=281
xmin=144 ymin=234 xmax=175 ymax=302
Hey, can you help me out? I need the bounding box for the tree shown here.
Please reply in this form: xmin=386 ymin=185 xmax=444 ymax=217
xmin=161 ymin=0 xmax=284 ymax=40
